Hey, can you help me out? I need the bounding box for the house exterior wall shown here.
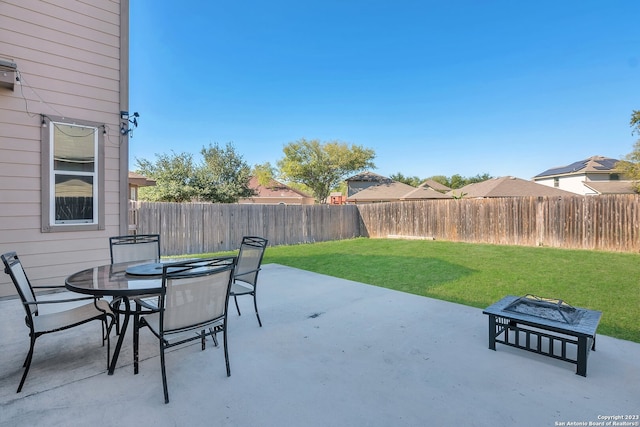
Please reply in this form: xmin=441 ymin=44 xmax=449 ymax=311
xmin=535 ymin=174 xmax=614 ymax=195
xmin=536 ymin=175 xmax=591 ymax=195
xmin=0 ymin=0 xmax=129 ymax=297
xmin=585 ymin=172 xmax=618 ymax=182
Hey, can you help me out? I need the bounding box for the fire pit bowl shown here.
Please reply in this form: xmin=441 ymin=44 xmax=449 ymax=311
xmin=503 ymin=294 xmax=584 ymax=325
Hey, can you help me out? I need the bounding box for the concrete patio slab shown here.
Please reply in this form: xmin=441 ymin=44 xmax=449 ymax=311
xmin=1 ymin=264 xmax=638 ymax=427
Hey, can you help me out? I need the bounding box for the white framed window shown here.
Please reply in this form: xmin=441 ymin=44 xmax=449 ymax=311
xmin=41 ymin=116 xmax=105 ymax=232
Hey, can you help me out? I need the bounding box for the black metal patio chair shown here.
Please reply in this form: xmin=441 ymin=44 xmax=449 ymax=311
xmin=230 ymin=236 xmax=268 ymax=326
xmin=109 ymin=233 xmax=160 ymax=265
xmin=1 ymin=251 xmax=115 ymax=393
xmin=133 ymin=257 xmax=236 ymax=403
xmin=109 ymin=234 xmax=161 ymax=333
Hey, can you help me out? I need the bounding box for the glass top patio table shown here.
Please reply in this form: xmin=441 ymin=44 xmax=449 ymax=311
xmin=65 ymin=261 xmax=164 ymax=298
xmin=65 ymin=260 xmax=165 ymax=375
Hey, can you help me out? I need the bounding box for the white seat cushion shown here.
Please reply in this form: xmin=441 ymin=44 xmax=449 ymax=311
xmin=231 ymin=281 xmax=254 ymax=295
xmin=141 ymin=312 xmax=223 ymax=345
xmin=32 ymin=299 xmax=113 ymax=334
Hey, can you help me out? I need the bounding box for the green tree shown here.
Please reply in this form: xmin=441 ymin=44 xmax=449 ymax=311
xmin=631 ymin=110 xmax=640 ymax=130
xmin=425 ymin=173 xmax=492 ymax=189
xmin=429 ymin=175 xmax=450 ymax=187
xmin=136 ymin=151 xmax=198 ymax=202
xmin=466 ymin=173 xmax=493 ymax=185
xmin=253 ymin=162 xmax=277 ymax=187
xmin=616 ymin=110 xmax=640 ymax=192
xmin=252 ymin=162 xmax=315 ymax=195
xmin=448 ymin=174 xmax=466 ymax=189
xmin=136 ymin=143 xmax=254 ymax=203
xmin=196 ymin=143 xmax=254 ymax=203
xmin=389 ymin=172 xmax=422 ymax=187
xmin=277 ymin=139 xmax=376 ymax=203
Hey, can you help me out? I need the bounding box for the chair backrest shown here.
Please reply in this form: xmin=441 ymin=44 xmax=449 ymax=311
xmin=109 ymin=234 xmax=160 ymax=264
xmin=234 ymin=236 xmax=268 ymax=286
xmin=160 ymin=258 xmax=235 ymax=334
xmin=1 ymin=252 xmax=38 ymax=318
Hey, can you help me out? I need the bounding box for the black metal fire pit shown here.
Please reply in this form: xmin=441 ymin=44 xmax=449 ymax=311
xmin=483 ymin=295 xmax=602 ymax=376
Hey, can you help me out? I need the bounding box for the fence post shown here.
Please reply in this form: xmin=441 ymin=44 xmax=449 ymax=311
xmin=535 ymin=197 xmax=545 ymax=246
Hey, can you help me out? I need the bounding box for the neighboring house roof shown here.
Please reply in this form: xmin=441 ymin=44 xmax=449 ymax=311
xmin=401 ymin=186 xmax=453 ymax=200
xmin=239 ymin=176 xmax=314 ymax=204
xmin=449 ymin=176 xmax=576 ymax=198
xmin=418 ymin=179 xmax=451 ymax=192
xmin=128 ymin=172 xmax=156 ymax=187
xmin=346 ymin=181 xmax=416 ymax=202
xmin=346 ymin=181 xmax=453 ymax=202
xmin=534 ymin=155 xmax=620 ymax=178
xmin=345 ymin=171 xmax=393 ymax=183
xmin=583 ymin=181 xmax=636 ymax=195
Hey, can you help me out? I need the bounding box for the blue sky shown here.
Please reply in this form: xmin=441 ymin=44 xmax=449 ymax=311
xmin=129 ymin=1 xmax=639 ymax=180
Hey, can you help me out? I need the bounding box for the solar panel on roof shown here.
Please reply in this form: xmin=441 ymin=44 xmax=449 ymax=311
xmin=535 ymin=160 xmax=588 ymax=177
xmin=593 ymin=158 xmax=618 ymax=170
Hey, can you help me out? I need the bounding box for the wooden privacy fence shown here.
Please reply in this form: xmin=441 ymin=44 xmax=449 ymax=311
xmin=356 ymin=194 xmax=640 ymax=252
xmin=132 ymin=201 xmax=362 ymax=255
xmin=130 ymin=194 xmax=640 ymax=255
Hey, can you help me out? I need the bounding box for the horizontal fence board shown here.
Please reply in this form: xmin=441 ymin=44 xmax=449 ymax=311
xmin=130 ymin=194 xmax=640 ymax=255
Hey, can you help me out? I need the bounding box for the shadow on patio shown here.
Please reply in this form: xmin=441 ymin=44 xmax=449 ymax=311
xmin=1 ymin=264 xmax=638 ymax=427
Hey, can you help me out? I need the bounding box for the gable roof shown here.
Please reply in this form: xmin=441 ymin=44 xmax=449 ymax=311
xmin=346 ymin=181 xmax=453 ymax=202
xmin=401 ymin=186 xmax=453 ymax=200
xmin=449 ymin=176 xmax=576 ymax=198
xmin=418 ymin=179 xmax=451 ymax=192
xmin=534 ymin=156 xmax=620 ymax=178
xmin=346 ymin=181 xmax=415 ymax=202
xmin=583 ymin=180 xmax=636 ymax=195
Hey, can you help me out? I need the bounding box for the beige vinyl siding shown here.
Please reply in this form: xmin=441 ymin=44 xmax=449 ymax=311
xmin=0 ymin=0 xmax=128 ymax=297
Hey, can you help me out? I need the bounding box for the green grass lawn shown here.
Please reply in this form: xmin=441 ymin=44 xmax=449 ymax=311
xmin=196 ymin=238 xmax=640 ymax=343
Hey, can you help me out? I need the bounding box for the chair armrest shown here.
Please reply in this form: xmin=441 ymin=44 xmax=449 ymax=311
xmin=24 ymin=296 xmax=97 ymax=305
xmin=234 ymin=268 xmax=261 ymax=279
xmin=31 ymin=285 xmax=66 ymax=289
xmin=135 ymin=297 xmax=160 ymax=312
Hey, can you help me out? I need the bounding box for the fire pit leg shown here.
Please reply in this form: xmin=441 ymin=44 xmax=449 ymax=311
xmin=576 ymin=336 xmax=588 ymax=377
xmin=488 ymin=314 xmax=497 ymax=350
